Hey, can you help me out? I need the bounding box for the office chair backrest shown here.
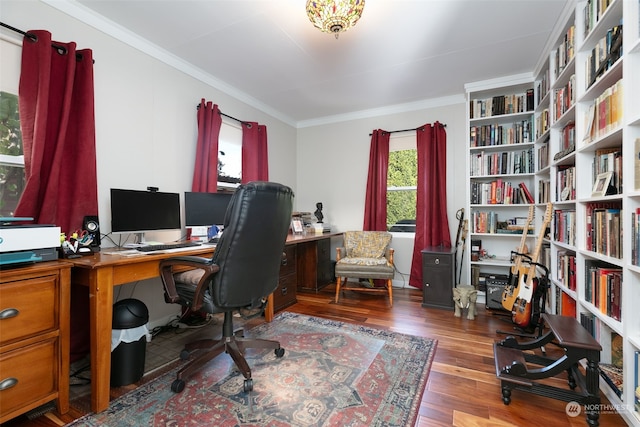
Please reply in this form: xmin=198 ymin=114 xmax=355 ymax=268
xmin=210 ymin=181 xmax=294 ymax=309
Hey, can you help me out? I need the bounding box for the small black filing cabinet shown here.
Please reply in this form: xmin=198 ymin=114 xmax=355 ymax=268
xmin=421 ymin=246 xmax=455 ymax=310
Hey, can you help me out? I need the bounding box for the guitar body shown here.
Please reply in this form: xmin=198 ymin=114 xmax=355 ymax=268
xmin=501 ymin=206 xmax=534 ymax=311
xmin=511 ymin=276 xmax=537 ymax=328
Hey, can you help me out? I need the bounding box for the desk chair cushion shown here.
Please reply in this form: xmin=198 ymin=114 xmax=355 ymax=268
xmin=344 ymin=231 xmax=391 ymax=259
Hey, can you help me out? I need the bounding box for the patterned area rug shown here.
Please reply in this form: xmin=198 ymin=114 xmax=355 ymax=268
xmin=68 ymin=312 xmax=436 ymax=427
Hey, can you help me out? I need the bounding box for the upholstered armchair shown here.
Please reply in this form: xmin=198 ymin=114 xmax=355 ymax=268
xmin=159 ymin=182 xmax=293 ymax=393
xmin=334 ymin=231 xmax=395 ymax=306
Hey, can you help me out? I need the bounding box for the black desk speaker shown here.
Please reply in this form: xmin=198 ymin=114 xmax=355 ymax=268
xmin=83 ymin=215 xmax=101 ymax=247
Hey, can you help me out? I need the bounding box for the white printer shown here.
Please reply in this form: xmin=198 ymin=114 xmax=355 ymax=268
xmin=0 ymin=218 xmax=61 ymax=266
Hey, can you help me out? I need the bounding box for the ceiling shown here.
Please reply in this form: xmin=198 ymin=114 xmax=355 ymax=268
xmin=72 ymin=0 xmax=570 ymax=126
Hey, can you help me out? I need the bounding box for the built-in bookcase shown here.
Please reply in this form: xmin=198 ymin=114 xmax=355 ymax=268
xmin=466 ymin=0 xmax=640 ymax=422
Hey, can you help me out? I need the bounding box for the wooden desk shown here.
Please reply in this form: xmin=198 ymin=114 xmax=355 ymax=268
xmin=68 ymin=246 xmax=215 ymax=413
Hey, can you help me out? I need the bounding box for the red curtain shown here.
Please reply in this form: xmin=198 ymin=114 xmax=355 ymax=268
xmin=241 ymin=122 xmax=269 ymax=182
xmin=363 ymin=129 xmax=390 ymax=231
xmin=15 ymin=30 xmax=97 ymax=233
xmin=409 ymin=122 xmax=451 ymax=288
xmin=192 ymin=99 xmax=222 ymax=192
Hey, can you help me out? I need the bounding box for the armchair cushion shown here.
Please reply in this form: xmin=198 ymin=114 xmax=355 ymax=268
xmin=344 ymin=231 xmax=391 ymax=259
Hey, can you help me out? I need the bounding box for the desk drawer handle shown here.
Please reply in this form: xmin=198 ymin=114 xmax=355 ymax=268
xmin=0 ymin=308 xmax=19 ymax=320
xmin=435 ymin=259 xmax=440 ymax=265
xmin=0 ymin=377 xmax=18 ymax=391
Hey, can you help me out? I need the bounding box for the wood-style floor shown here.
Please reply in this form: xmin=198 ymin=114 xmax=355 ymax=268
xmin=5 ymin=286 xmax=629 ymax=427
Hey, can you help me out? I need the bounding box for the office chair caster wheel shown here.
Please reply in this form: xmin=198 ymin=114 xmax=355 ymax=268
xmin=180 ymin=349 xmax=190 ymax=360
xmin=275 ymin=347 xmax=285 ymax=358
xmin=171 ymin=379 xmax=185 ymax=393
xmin=243 ymin=379 xmax=253 ymax=392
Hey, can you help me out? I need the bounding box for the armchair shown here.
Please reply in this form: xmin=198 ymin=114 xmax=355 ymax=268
xmin=159 ymin=182 xmax=293 ymax=393
xmin=334 ymin=231 xmax=395 ymax=306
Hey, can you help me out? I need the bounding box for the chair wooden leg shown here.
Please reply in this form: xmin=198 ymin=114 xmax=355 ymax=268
xmin=335 ymin=276 xmax=342 ymax=303
xmin=387 ymin=279 xmax=393 ymax=306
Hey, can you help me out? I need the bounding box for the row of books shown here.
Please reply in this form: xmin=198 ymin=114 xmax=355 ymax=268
xmin=556 ymin=288 xmax=577 ymax=317
xmin=592 ymin=147 xmax=622 ymax=195
xmin=535 ymin=109 xmax=550 ymax=140
xmin=553 ymin=74 xmax=576 ymax=121
xmin=471 ymin=211 xmax=536 ymax=235
xmin=583 ymin=78 xmax=623 ymax=144
xmin=585 ymin=202 xmax=622 ymax=258
xmin=585 ymin=24 xmax=622 ymax=89
xmin=584 ymin=260 xmax=622 ymax=321
xmin=536 ymin=69 xmax=550 ymax=106
xmin=469 ymin=180 xmax=533 ymax=205
xmin=469 ymin=90 xmax=534 ymax=119
xmin=469 ymin=119 xmax=533 ymax=147
xmin=554 ymin=209 xmax=576 ymax=246
xmin=556 ymin=250 xmax=576 ymax=291
xmin=469 ymin=148 xmax=534 ymax=176
xmin=537 ymin=138 xmax=549 ymax=170
xmin=556 ymin=165 xmax=576 ymax=201
xmin=537 ymin=179 xmax=550 ymax=204
xmin=583 ymin=0 xmax=614 ymax=38
xmin=631 ymin=208 xmax=640 ymax=266
xmin=554 ymin=25 xmax=575 ymax=78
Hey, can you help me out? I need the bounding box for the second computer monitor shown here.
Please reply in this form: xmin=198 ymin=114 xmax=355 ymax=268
xmin=184 ymin=191 xmax=234 ymax=227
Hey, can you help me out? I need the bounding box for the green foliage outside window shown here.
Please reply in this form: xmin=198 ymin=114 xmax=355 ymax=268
xmin=387 ymin=149 xmax=417 ymax=229
xmin=0 ymin=91 xmax=25 ymax=216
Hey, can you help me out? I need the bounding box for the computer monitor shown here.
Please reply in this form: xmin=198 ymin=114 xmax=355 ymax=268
xmin=184 ymin=191 xmax=233 ymax=227
xmin=110 ymin=188 xmax=181 ymax=243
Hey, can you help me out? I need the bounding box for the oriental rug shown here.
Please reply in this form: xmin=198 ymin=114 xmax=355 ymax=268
xmin=68 ymin=312 xmax=436 ymax=427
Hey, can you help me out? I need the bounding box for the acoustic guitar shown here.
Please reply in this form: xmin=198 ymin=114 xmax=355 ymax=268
xmin=511 ymin=203 xmax=552 ymax=328
xmin=500 ymin=205 xmax=534 ymax=311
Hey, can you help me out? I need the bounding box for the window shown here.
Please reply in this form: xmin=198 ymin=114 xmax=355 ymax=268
xmin=387 ymin=134 xmax=417 ymax=232
xmin=0 ymin=91 xmax=25 ymax=217
xmin=217 ymin=121 xmax=242 ymax=188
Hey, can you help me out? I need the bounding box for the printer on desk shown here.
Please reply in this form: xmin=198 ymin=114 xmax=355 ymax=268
xmin=0 ymin=218 xmax=61 ymax=266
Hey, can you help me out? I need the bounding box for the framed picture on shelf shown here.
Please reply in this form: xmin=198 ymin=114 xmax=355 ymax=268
xmin=591 ymin=171 xmax=613 ymax=197
xmin=291 ymin=218 xmax=304 ymax=234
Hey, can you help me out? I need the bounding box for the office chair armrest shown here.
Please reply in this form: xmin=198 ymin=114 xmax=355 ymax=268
xmin=159 ymin=256 xmax=220 ymax=310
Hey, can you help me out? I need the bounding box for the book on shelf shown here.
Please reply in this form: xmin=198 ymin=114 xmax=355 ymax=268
xmin=557 ymin=250 xmax=576 ymax=291
xmin=518 ymin=182 xmax=535 ymax=204
xmin=635 ymin=351 xmax=640 ymax=412
xmin=584 ymin=260 xmax=622 ymax=321
xmin=599 ymin=331 xmax=624 ymax=399
xmin=633 ymin=208 xmax=640 ymax=266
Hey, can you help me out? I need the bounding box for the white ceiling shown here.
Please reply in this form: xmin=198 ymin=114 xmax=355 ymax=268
xmin=72 ymin=0 xmax=570 ymax=126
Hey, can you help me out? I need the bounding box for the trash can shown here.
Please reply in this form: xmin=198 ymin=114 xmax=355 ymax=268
xmin=110 ymin=298 xmax=150 ymax=387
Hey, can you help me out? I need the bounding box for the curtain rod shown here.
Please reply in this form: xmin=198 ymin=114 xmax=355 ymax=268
xmin=0 ymin=21 xmax=90 ymax=62
xmin=196 ymin=104 xmax=248 ymax=125
xmin=369 ymin=123 xmax=447 ymax=137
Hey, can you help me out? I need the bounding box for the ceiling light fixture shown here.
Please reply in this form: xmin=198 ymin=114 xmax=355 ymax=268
xmin=306 ymin=0 xmax=365 ymax=39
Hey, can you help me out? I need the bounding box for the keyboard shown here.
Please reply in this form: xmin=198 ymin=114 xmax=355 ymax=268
xmin=136 ymin=241 xmax=202 ymax=252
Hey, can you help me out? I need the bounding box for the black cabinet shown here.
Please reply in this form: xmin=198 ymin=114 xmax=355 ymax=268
xmin=421 ymin=246 xmax=455 ymax=310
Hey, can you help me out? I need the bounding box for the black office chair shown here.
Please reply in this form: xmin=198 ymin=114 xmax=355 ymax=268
xmin=159 ymin=181 xmax=294 ymax=393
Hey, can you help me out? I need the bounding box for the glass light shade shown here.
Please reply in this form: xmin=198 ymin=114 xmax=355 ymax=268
xmin=306 ymin=0 xmax=365 ymax=38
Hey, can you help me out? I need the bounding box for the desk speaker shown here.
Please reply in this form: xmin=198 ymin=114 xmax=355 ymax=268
xmin=83 ymin=215 xmax=101 ymax=248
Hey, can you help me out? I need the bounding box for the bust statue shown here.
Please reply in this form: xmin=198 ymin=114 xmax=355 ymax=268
xmin=314 ymin=202 xmax=324 ymax=223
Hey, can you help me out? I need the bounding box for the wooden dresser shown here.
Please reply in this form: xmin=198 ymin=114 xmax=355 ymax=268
xmin=0 ymin=261 xmax=70 ymax=423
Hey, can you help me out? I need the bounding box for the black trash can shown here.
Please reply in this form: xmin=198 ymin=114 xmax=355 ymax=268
xmin=110 ymin=298 xmax=149 ymax=387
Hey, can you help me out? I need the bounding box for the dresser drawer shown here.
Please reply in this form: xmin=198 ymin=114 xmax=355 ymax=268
xmin=422 ymin=253 xmax=452 ymax=267
xmin=0 ymin=338 xmax=57 ymax=418
xmin=280 ymin=245 xmax=297 ymax=276
xmin=0 ymin=275 xmax=58 ymax=346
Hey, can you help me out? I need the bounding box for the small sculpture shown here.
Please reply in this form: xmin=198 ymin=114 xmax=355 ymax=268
xmin=453 ymin=285 xmax=478 ymax=320
xmin=314 ymin=202 xmax=324 ymax=223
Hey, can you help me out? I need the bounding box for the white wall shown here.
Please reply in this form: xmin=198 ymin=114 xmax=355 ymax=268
xmin=296 ymin=102 xmax=468 ymax=287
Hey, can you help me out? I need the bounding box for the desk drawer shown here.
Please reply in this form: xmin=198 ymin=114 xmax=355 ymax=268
xmin=0 ymin=338 xmax=57 ymax=419
xmin=273 ymin=272 xmax=297 ymax=312
xmin=280 ymin=245 xmax=297 ymax=276
xmin=0 ymin=275 xmax=57 ymax=346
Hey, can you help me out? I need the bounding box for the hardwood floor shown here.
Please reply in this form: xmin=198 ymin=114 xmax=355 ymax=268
xmin=5 ymin=286 xmax=629 ymax=426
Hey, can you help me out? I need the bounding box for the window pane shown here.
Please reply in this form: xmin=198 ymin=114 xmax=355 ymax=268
xmin=387 ymin=148 xmax=417 ymax=230
xmin=0 ymin=91 xmax=25 ymax=217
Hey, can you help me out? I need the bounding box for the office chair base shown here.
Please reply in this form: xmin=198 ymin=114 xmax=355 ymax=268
xmin=171 ymin=330 xmax=286 ymax=393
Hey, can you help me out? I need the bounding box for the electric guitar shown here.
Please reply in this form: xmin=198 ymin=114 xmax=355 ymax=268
xmin=511 ymin=203 xmax=552 ymax=327
xmin=500 ymin=205 xmax=534 ymax=311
